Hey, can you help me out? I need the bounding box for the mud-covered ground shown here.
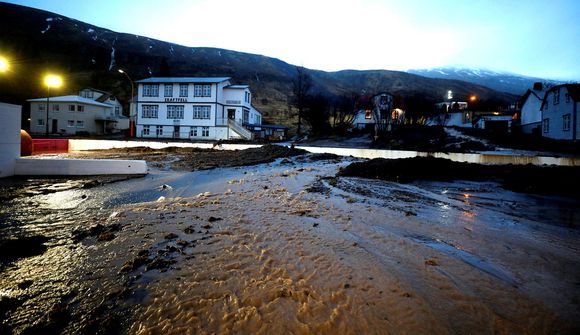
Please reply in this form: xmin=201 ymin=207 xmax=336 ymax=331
xmin=1 ymin=146 xmax=579 ymax=334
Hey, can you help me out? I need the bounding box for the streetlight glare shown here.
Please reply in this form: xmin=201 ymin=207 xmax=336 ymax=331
xmin=44 ymin=74 xmax=63 ymax=88
xmin=0 ymin=57 xmax=8 ymax=72
xmin=118 ymin=69 xmax=125 ymax=74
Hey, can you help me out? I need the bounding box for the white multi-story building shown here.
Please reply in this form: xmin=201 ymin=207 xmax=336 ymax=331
xmin=28 ymin=88 xmax=129 ymax=135
xmin=134 ymin=77 xmax=262 ymax=140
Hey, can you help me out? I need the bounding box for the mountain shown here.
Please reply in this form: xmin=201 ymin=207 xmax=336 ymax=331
xmin=407 ymin=67 xmax=562 ymax=96
xmin=0 ymin=3 xmax=518 ymax=128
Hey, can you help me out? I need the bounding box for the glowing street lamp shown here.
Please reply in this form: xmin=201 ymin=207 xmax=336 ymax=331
xmin=0 ymin=56 xmax=8 ymax=72
xmin=469 ymin=95 xmax=477 ymax=102
xmin=44 ymin=74 xmax=63 ymax=135
xmin=118 ymin=69 xmax=135 ymax=137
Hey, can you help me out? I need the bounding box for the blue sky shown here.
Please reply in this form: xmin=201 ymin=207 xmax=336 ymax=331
xmin=5 ymin=0 xmax=580 ymax=80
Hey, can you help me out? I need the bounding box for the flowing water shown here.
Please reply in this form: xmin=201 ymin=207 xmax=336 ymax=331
xmin=1 ymin=155 xmax=579 ymax=334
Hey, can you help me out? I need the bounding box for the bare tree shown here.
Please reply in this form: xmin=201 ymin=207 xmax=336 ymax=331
xmin=291 ymin=66 xmax=312 ymax=135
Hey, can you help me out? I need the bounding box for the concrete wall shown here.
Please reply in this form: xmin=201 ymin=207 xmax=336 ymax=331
xmin=0 ymin=102 xmax=22 ymax=177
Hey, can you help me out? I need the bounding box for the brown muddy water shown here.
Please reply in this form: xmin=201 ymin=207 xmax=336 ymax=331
xmin=1 ymin=154 xmax=580 ymax=334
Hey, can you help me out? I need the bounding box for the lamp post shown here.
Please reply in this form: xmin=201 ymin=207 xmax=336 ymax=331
xmin=118 ymin=69 xmax=135 ymax=137
xmin=44 ymin=74 xmax=62 ymax=136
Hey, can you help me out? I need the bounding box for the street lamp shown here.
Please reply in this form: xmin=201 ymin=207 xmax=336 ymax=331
xmin=118 ymin=69 xmax=135 ymax=137
xmin=44 ymin=74 xmax=62 ymax=136
xmin=0 ymin=56 xmax=8 ymax=72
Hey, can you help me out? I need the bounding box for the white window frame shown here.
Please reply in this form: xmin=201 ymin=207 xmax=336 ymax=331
xmin=156 ymin=125 xmax=163 ymax=136
xmin=67 ymin=120 xmax=75 ymax=127
xmin=143 ymin=125 xmax=150 ymax=135
xmin=37 ymin=119 xmax=45 ymax=126
xmin=563 ymin=114 xmax=571 ymax=131
xmin=553 ymin=88 xmax=560 ymax=105
xmin=194 ymin=84 xmax=211 ymax=97
xmin=77 ymin=105 xmax=84 ymax=112
xmin=76 ymin=120 xmax=85 ymax=128
xmin=190 ymin=126 xmax=198 ymax=137
xmin=193 ymin=106 xmax=211 ymax=119
xmin=143 ymin=84 xmax=159 ymax=97
xmin=179 ymin=84 xmax=188 ymax=97
xmin=142 ymin=105 xmax=159 ymax=118
xmin=38 ymin=104 xmax=46 ymax=111
xmin=202 ymin=126 xmax=209 ymax=137
xmin=167 ymin=105 xmax=184 ymax=119
xmin=543 ymin=118 xmax=549 ymax=133
xmin=164 ymin=84 xmax=173 ymax=97
xmin=52 ymin=104 xmax=59 ymax=111
xmin=68 ymin=105 xmax=75 ymax=111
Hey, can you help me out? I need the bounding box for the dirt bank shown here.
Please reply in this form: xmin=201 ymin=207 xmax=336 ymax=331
xmin=338 ymin=156 xmax=580 ymax=197
xmin=64 ymin=144 xmax=307 ymax=171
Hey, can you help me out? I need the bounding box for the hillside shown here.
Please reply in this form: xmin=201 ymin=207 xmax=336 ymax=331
xmin=0 ymin=3 xmax=518 ymax=129
xmin=408 ymin=67 xmax=562 ymax=96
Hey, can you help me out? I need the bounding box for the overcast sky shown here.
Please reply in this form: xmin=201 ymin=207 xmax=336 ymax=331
xmin=6 ymin=0 xmax=580 ymax=80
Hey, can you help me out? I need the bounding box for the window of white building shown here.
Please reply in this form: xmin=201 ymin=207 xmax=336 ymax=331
xmin=194 ymin=84 xmax=211 ymax=97
xmin=563 ymin=114 xmax=571 ymax=131
xmin=190 ymin=126 xmax=198 ymax=137
xmin=67 ymin=120 xmax=75 ymax=127
xmin=143 ymin=84 xmax=159 ymax=97
xmin=143 ymin=125 xmax=150 ymax=135
xmin=76 ymin=120 xmax=85 ymax=128
xmin=167 ymin=105 xmax=184 ymax=119
xmin=565 ymin=93 xmax=570 ymax=103
xmin=179 ymin=84 xmax=188 ymax=97
xmin=156 ymin=125 xmax=163 ymax=136
xmin=77 ymin=105 xmax=84 ymax=112
xmin=193 ymin=106 xmax=211 ymax=119
xmin=142 ymin=105 xmax=159 ymax=118
xmin=52 ymin=104 xmax=59 ymax=111
xmin=68 ymin=105 xmax=75 ymax=111
xmin=553 ymin=88 xmax=560 ymax=105
xmin=37 ymin=119 xmax=45 ymax=126
xmin=38 ymin=105 xmax=45 ymax=111
xmin=543 ymin=118 xmax=549 ymax=133
xmin=243 ymin=109 xmax=249 ymax=124
xmin=202 ymin=126 xmax=209 ymax=137
xmin=115 ymin=106 xmax=120 ymax=116
xmin=164 ymin=84 xmax=173 ymax=97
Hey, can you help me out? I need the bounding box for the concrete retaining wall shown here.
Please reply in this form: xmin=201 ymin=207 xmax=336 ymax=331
xmin=0 ymin=102 xmax=22 ymax=177
xmin=14 ymin=158 xmax=147 ymax=176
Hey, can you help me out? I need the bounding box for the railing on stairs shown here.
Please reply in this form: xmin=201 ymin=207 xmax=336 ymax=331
xmin=228 ymin=119 xmax=253 ymax=140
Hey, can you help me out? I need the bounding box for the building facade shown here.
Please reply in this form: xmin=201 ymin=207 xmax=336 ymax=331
xmin=520 ymin=82 xmax=547 ymax=134
xmin=541 ymin=84 xmax=580 ymax=140
xmin=134 ymin=77 xmax=262 ymax=140
xmin=28 ymin=93 xmax=129 ymax=135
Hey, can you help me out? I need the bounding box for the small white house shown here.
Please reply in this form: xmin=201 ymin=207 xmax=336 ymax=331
xmin=135 ymin=77 xmax=262 ymax=140
xmin=28 ymin=93 xmax=129 ymax=135
xmin=352 ymin=93 xmax=394 ymax=131
xmin=520 ymin=82 xmax=547 ymax=134
xmin=540 ymin=84 xmax=580 ymax=140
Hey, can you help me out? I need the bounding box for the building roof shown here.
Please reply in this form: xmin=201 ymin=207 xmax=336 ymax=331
xmin=27 ymin=95 xmax=112 ymax=108
xmin=225 ymin=85 xmax=249 ymax=89
xmin=135 ymin=77 xmax=231 ymax=84
xmin=540 ymin=84 xmax=580 ymax=110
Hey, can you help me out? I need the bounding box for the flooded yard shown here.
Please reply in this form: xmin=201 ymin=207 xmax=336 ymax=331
xmin=1 ymin=150 xmax=579 ymax=334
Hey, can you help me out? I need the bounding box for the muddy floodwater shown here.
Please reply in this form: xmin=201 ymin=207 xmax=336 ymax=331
xmin=1 ymin=153 xmax=580 ymax=334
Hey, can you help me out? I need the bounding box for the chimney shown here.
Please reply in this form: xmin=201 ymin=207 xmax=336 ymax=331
xmin=532 ymin=82 xmax=543 ymax=91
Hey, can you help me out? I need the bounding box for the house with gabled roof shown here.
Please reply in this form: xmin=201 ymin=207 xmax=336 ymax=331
xmin=134 ymin=77 xmax=262 ymax=140
xmin=520 ymin=82 xmax=547 ymax=135
xmin=540 ymin=84 xmax=580 ymax=140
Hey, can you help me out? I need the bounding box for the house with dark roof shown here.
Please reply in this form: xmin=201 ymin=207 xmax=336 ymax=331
xmin=519 ymin=82 xmax=547 ymax=134
xmin=134 ymin=77 xmax=262 ymax=140
xmin=540 ymin=84 xmax=580 ymax=140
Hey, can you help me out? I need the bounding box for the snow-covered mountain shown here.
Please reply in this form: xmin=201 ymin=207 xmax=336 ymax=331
xmin=407 ymin=67 xmax=562 ymax=96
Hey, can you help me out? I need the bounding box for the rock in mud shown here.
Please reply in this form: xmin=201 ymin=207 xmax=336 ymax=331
xmin=0 ymin=235 xmax=48 ymax=261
